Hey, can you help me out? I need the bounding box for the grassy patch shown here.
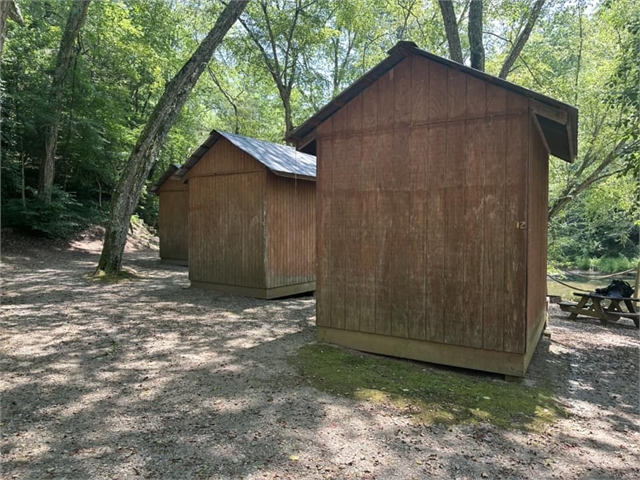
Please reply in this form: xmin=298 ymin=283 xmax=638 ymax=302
xmin=295 ymin=344 xmax=563 ymax=431
xmin=91 ymin=267 xmax=144 ymax=283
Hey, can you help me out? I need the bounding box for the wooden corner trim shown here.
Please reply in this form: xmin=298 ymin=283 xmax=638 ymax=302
xmin=530 ymin=111 xmax=551 ymax=155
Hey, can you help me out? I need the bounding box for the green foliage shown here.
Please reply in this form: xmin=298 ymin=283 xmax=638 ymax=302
xmin=572 ymin=255 xmax=638 ymax=274
xmin=1 ymin=0 xmax=636 ymax=252
xmin=549 ymin=174 xmax=639 ymax=267
xmin=295 ymin=344 xmax=562 ymax=431
xmin=1 ymin=0 xmax=215 ymax=231
xmin=590 ymin=256 xmax=638 ymax=274
xmin=2 ymin=187 xmax=107 ymax=238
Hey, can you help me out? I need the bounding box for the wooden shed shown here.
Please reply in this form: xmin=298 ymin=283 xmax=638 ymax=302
xmin=151 ymin=164 xmax=189 ymax=266
xmin=179 ymin=130 xmax=316 ymax=299
xmin=287 ymin=41 xmax=578 ymax=377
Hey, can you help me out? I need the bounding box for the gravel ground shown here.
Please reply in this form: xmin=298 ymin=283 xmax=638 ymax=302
xmin=1 ymin=239 xmax=639 ymax=479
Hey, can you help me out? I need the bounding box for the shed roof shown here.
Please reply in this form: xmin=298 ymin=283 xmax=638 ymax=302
xmin=179 ymin=130 xmax=317 ymax=181
xmin=150 ymin=163 xmax=183 ymax=193
xmin=287 ymin=41 xmax=578 ymax=163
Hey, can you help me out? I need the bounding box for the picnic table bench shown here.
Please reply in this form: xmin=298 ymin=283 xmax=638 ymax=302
xmin=559 ymin=292 xmax=639 ymax=329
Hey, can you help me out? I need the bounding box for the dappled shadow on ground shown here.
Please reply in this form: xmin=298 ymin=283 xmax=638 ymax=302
xmin=1 ymin=245 xmax=639 ymax=479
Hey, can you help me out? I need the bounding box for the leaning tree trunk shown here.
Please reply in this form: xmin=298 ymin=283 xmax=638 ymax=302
xmin=499 ymin=0 xmax=546 ymax=79
xmin=38 ymin=0 xmax=91 ymax=204
xmin=97 ymin=0 xmax=249 ymax=275
xmin=437 ymin=0 xmax=463 ymax=63
xmin=468 ymin=0 xmax=485 ymax=71
xmin=0 ymin=0 xmax=24 ymax=61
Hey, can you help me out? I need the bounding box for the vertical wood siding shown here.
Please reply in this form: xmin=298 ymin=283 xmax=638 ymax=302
xmin=266 ymin=173 xmax=316 ymax=288
xmin=316 ymin=55 xmax=530 ymax=354
xmin=188 ymin=138 xmax=266 ymax=288
xmin=526 ymin=112 xmax=550 ymax=349
xmin=158 ymin=179 xmax=189 ymax=261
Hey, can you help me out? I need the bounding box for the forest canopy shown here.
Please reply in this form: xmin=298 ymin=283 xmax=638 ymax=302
xmin=1 ymin=0 xmax=638 ymax=270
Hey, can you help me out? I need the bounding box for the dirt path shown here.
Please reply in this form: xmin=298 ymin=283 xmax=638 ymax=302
xmin=1 ymin=242 xmax=639 ymax=479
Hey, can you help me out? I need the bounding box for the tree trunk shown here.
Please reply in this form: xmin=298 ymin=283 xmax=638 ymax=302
xmin=97 ymin=0 xmax=249 ymax=275
xmin=499 ymin=0 xmax=546 ymax=79
xmin=437 ymin=0 xmax=463 ymax=63
xmin=0 ymin=0 xmax=23 ymax=61
xmin=239 ymin=0 xmax=303 ymax=139
xmin=97 ymin=177 xmax=102 ymax=208
xmin=38 ymin=0 xmax=91 ymax=204
xmin=20 ymin=151 xmax=26 ymax=208
xmin=282 ymin=91 xmax=294 ymax=139
xmin=468 ymin=0 xmax=485 ymax=71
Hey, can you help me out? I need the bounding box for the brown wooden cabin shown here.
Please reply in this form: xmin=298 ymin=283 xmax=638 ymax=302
xmin=179 ymin=130 xmax=316 ymax=299
xmin=151 ymin=164 xmax=189 ymax=266
xmin=287 ymin=41 xmax=578 ymax=377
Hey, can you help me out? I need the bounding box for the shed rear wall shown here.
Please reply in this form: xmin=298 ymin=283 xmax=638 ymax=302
xmin=316 ymin=55 xmax=529 ymax=354
xmin=188 ymin=139 xmax=267 ymax=288
xmin=158 ymin=179 xmax=189 ymax=262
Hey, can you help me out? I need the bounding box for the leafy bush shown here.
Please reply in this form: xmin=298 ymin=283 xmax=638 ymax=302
xmin=591 ymin=255 xmax=638 ymax=274
xmin=576 ymin=257 xmax=594 ymax=271
xmin=2 ymin=188 xmax=107 ymax=239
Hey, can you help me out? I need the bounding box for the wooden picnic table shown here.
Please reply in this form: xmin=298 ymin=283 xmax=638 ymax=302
xmin=559 ymin=292 xmax=639 ymax=328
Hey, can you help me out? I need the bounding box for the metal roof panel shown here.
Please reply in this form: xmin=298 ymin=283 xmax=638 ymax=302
xmin=180 ymin=130 xmax=316 ymax=180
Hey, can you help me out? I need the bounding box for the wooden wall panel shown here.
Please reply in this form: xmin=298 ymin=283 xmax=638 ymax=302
xmin=407 ymin=125 xmax=428 ymax=341
xmin=344 ymin=189 xmax=362 ymax=331
xmin=377 ymin=67 xmax=395 ymax=129
xmin=343 ymin=100 xmax=364 ymax=330
xmin=189 ymin=171 xmax=266 ymax=288
xmin=361 ymin=81 xmax=378 ymax=132
xmin=316 ymin=124 xmax=333 ymax=328
xmin=266 ymin=174 xmax=315 ymax=289
xmin=487 ymin=84 xmax=507 ymax=117
xmin=463 ymin=118 xmax=486 ymax=349
xmin=376 ymin=132 xmax=394 ymax=191
xmin=394 ymin=58 xmax=412 ymax=128
xmin=329 ymin=110 xmax=347 ymax=330
xmin=428 ymin=61 xmax=448 ymax=123
xmin=359 ymin=109 xmax=377 ymax=335
xmin=390 ymin=192 xmax=410 ymax=338
xmin=503 ymin=96 xmax=529 ymax=354
xmin=424 ymin=123 xmax=446 ymax=343
xmin=375 ymin=192 xmax=394 ymax=336
xmin=411 ymin=56 xmax=430 ymax=125
xmin=482 ymin=115 xmax=507 ymax=351
xmin=359 ymin=190 xmax=377 ymax=333
xmin=447 ymin=69 xmax=467 ymax=122
xmin=466 ymin=76 xmax=487 ymax=120
xmin=443 ymin=121 xmax=467 ymax=346
xmin=158 ymin=185 xmax=189 ymax=262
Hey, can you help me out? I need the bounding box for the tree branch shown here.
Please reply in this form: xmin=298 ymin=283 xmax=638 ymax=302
xmin=499 ymin=0 xmax=546 ymax=79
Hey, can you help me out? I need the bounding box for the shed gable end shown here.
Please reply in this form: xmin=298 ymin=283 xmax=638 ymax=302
xmin=189 ymin=137 xmax=266 ymax=178
xmin=317 ymin=55 xmax=529 ymax=140
xmin=157 ymin=177 xmax=187 ymax=193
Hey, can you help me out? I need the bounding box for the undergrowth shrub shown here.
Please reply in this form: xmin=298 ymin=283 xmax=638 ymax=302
xmin=592 ymin=256 xmax=638 ymax=274
xmin=2 ymin=187 xmax=107 ymax=238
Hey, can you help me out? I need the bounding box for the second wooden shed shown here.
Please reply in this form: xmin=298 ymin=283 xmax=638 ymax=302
xmin=288 ymin=42 xmax=578 ymax=377
xmin=180 ymin=130 xmax=317 ymax=299
xmin=151 ymin=164 xmax=189 ymax=266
